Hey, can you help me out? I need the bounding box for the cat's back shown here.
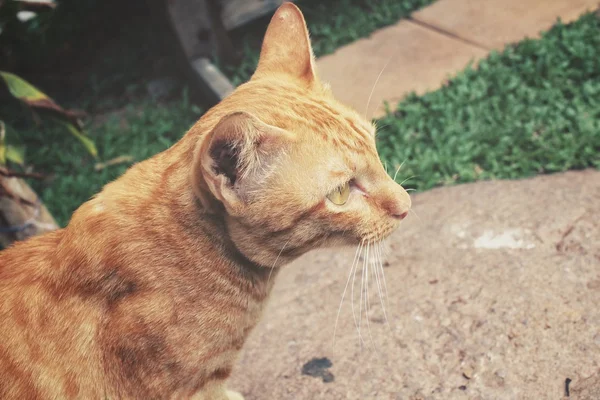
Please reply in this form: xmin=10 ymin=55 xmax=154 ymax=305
xmin=0 ymin=229 xmax=64 ymax=288
xmin=0 ymin=231 xmax=108 ymax=399
xmin=0 ymin=231 xmax=66 ymax=324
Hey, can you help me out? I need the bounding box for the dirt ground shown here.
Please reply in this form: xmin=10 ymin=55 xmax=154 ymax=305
xmin=230 ymin=169 xmax=600 ymax=399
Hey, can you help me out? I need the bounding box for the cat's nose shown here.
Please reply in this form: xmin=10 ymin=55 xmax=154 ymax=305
xmin=392 ymin=210 xmax=409 ymax=220
xmin=382 ymin=185 xmax=411 ymax=220
xmin=384 ymin=200 xmax=410 ymax=220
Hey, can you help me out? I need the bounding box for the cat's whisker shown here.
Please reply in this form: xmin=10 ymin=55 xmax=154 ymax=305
xmin=339 ymin=228 xmax=350 ymax=242
xmin=351 ymin=241 xmax=366 ymax=346
xmin=364 ymin=243 xmax=375 ymax=349
xmin=392 ymin=159 xmax=407 ymax=182
xmin=399 ymin=175 xmax=417 ymax=186
xmin=393 ymin=165 xmax=401 ymax=182
xmin=364 ymin=56 xmax=394 ymax=119
xmin=379 ymin=243 xmax=388 ymax=307
xmin=333 ymin=241 xmax=363 ymax=351
xmin=409 ymin=208 xmax=423 ymax=224
xmin=405 ymin=188 xmax=417 ymax=192
xmin=378 ymin=243 xmax=391 ymax=315
xmin=267 ymin=239 xmax=291 ymax=286
xmin=377 ymin=242 xmax=394 ymax=334
xmin=358 ymin=241 xmax=368 ymax=348
xmin=374 ymin=122 xmax=392 ymax=132
xmin=380 ymin=242 xmax=391 ymax=309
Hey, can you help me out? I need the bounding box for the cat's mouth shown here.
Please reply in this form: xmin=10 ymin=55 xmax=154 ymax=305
xmin=361 ymin=220 xmax=403 ymax=244
xmin=327 ymin=222 xmax=400 ymax=247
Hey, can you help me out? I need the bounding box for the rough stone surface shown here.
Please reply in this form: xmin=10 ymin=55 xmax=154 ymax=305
xmin=316 ymin=21 xmax=486 ymax=119
xmin=230 ymin=170 xmax=600 ymax=399
xmin=413 ymin=0 xmax=598 ymax=50
xmin=569 ymin=371 xmax=600 ymax=399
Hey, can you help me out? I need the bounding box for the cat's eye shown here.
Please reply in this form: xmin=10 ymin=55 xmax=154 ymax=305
xmin=327 ymin=182 xmax=351 ymax=205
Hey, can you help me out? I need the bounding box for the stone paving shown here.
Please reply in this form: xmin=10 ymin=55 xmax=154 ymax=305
xmin=317 ymin=0 xmax=599 ymax=119
xmin=231 ymin=170 xmax=600 ymax=400
xmin=229 ymin=1 xmax=600 ymax=399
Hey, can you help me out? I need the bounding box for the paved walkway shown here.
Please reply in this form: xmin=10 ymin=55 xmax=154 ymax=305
xmin=317 ymin=0 xmax=598 ymax=119
xmin=231 ymin=169 xmax=600 ymax=399
xmin=229 ymin=4 xmax=600 ymax=399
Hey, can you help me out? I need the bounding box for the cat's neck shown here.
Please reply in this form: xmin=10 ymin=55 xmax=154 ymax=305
xmin=194 ymin=207 xmax=277 ymax=286
xmin=65 ymin=133 xmax=278 ymax=294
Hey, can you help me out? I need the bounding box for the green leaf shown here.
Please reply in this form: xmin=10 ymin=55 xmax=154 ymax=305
xmin=0 ymin=121 xmax=26 ymax=165
xmin=56 ymin=120 xmax=98 ymax=158
xmin=0 ymin=70 xmax=46 ymax=102
xmin=0 ymin=72 xmax=97 ymax=158
xmin=6 ymin=144 xmax=25 ymax=165
xmin=0 ymin=70 xmax=84 ymax=125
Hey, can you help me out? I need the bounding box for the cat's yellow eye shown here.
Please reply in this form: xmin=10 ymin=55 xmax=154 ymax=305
xmin=327 ymin=182 xmax=351 ymax=205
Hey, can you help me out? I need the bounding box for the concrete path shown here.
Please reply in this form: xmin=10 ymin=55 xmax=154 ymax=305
xmin=316 ymin=0 xmax=598 ymax=119
xmin=230 ymin=170 xmax=600 ymax=399
xmin=229 ymin=4 xmax=600 ymax=398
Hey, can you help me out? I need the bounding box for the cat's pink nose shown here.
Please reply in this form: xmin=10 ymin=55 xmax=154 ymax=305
xmin=382 ymin=199 xmax=410 ymax=220
xmin=382 ymin=185 xmax=411 ymax=220
xmin=394 ymin=211 xmax=409 ymax=220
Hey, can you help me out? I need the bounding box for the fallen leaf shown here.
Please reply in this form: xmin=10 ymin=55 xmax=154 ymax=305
xmin=94 ymin=155 xmax=134 ymax=171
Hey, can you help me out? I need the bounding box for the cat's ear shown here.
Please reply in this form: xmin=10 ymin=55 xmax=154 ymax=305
xmin=192 ymin=112 xmax=294 ymax=216
xmin=252 ymin=2 xmax=316 ymax=82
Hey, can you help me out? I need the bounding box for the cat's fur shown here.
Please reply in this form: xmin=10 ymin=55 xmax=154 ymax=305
xmin=0 ymin=3 xmax=410 ymax=399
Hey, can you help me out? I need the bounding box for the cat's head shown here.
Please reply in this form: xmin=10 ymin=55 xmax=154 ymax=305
xmin=192 ymin=2 xmax=410 ymax=266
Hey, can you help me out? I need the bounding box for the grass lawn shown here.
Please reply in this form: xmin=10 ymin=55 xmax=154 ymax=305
xmin=7 ymin=97 xmax=202 ymax=226
xmin=4 ymin=11 xmax=600 ymax=226
xmin=378 ymin=13 xmax=600 ymax=192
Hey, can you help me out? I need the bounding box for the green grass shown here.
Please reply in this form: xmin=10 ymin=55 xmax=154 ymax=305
xmin=221 ymin=0 xmax=436 ymax=85
xmin=6 ymin=92 xmax=202 ymax=226
xmin=377 ymin=13 xmax=600 ymax=192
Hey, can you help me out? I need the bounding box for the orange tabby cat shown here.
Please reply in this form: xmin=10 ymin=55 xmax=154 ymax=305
xmin=0 ymin=3 xmax=410 ymax=399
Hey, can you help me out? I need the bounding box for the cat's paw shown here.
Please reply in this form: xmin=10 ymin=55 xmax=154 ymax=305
xmin=226 ymin=390 xmax=244 ymax=400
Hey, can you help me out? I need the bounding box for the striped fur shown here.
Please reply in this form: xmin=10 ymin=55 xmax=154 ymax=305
xmin=0 ymin=3 xmax=410 ymax=399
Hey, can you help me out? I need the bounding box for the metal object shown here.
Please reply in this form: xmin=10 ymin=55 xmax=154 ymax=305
xmin=157 ymin=0 xmax=292 ymax=103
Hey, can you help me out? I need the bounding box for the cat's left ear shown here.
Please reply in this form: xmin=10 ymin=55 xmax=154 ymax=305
xmin=192 ymin=112 xmax=294 ymax=216
xmin=252 ymin=2 xmax=316 ymax=83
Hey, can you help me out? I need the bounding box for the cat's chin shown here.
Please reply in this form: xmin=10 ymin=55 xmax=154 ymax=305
xmin=356 ymin=229 xmax=401 ymax=245
xmin=323 ymin=235 xmax=362 ymax=248
xmin=324 ymin=228 xmax=398 ymax=248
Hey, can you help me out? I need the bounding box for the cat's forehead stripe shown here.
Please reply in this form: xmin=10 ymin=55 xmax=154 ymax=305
xmin=303 ymin=98 xmax=372 ymax=141
xmin=246 ymin=82 xmax=376 ymax=154
xmin=286 ymin=99 xmax=374 ymax=151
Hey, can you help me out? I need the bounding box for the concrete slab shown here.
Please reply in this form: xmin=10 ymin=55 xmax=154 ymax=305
xmin=230 ymin=170 xmax=600 ymax=399
xmin=316 ymin=0 xmax=598 ymax=119
xmin=316 ymin=21 xmax=487 ymax=119
xmin=412 ymin=0 xmax=598 ymax=50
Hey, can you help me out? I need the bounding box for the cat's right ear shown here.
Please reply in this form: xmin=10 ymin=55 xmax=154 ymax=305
xmin=252 ymin=2 xmax=316 ymax=83
xmin=192 ymin=112 xmax=294 ymax=216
